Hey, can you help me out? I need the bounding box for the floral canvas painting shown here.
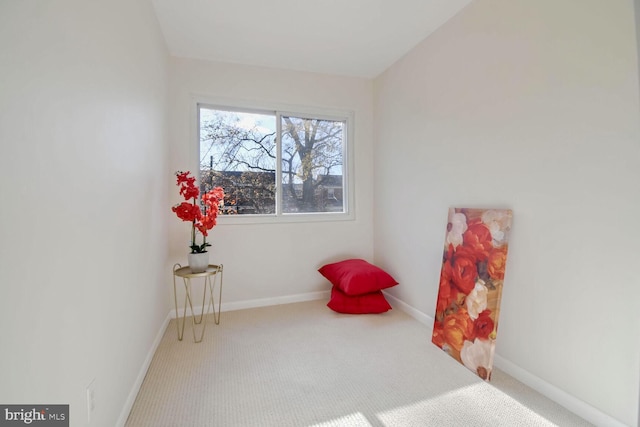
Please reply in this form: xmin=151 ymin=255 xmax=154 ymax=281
xmin=431 ymin=207 xmax=513 ymax=380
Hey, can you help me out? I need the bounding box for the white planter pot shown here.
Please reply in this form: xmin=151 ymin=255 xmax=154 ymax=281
xmin=187 ymin=252 xmax=209 ymax=273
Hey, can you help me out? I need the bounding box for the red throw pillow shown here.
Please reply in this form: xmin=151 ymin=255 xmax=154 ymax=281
xmin=318 ymin=259 xmax=398 ymax=296
xmin=327 ymin=286 xmax=392 ymax=314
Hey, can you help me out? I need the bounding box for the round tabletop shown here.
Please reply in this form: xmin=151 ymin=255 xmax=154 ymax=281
xmin=174 ymin=264 xmax=222 ymax=278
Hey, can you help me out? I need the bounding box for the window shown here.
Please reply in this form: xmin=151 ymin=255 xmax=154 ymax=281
xmin=198 ymin=104 xmax=351 ymax=220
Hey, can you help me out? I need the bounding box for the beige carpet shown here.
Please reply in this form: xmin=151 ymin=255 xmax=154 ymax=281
xmin=125 ymin=300 xmax=592 ymax=426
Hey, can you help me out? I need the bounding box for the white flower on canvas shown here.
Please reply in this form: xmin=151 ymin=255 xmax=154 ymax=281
xmin=446 ymin=210 xmax=468 ymax=248
xmin=466 ymin=280 xmax=488 ymax=320
xmin=461 ymin=338 xmax=494 ymax=380
xmin=481 ymin=209 xmax=511 ymax=247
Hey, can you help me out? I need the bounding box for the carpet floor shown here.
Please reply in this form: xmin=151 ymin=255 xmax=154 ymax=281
xmin=125 ymin=300 xmax=592 ymax=426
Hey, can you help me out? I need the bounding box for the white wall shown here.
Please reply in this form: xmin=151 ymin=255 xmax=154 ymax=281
xmin=373 ymin=0 xmax=640 ymax=426
xmin=168 ymin=58 xmax=374 ymax=306
xmin=0 ymin=1 xmax=169 ymax=426
xmin=634 ymin=3 xmax=640 ymax=425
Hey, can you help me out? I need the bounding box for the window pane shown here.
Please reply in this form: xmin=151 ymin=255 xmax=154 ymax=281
xmin=281 ymin=115 xmax=345 ymax=214
xmin=199 ymin=107 xmax=277 ymax=215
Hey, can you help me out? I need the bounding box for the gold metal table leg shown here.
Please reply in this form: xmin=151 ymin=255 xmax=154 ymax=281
xmin=172 ymin=263 xmax=224 ymax=342
xmin=213 ymin=265 xmax=224 ymax=325
xmin=193 ymin=278 xmax=208 ymax=325
xmin=173 ymin=263 xmax=186 ymax=341
xmin=184 ymin=278 xmax=206 ymax=343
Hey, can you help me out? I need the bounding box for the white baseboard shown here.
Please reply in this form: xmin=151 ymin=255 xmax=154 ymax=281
xmin=493 ymin=354 xmax=626 ymax=427
xmin=382 ymin=292 xmax=626 ymax=427
xmin=169 ymin=290 xmax=331 ymax=318
xmin=383 ymin=291 xmax=435 ymax=326
xmin=116 ymin=311 xmax=172 ymax=427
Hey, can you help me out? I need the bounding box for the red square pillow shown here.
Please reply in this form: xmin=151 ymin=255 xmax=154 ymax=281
xmin=327 ymin=286 xmax=392 ymax=314
xmin=318 ymin=259 xmax=398 ymax=296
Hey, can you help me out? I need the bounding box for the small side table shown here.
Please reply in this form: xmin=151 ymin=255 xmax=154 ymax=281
xmin=172 ymin=263 xmax=224 ymax=343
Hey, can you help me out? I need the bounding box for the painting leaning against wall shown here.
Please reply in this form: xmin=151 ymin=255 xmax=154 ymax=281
xmin=431 ymin=207 xmax=513 ymax=381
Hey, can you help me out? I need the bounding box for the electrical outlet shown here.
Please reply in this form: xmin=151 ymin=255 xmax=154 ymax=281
xmin=86 ymin=379 xmax=96 ymax=424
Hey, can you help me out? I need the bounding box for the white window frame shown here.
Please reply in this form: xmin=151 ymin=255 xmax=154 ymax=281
xmin=192 ymin=96 xmax=356 ymax=224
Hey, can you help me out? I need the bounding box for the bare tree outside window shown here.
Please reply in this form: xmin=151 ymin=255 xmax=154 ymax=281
xmin=198 ymin=105 xmax=346 ymax=216
xmin=281 ymin=116 xmax=344 ymax=213
xmin=199 ymin=109 xmax=276 ymax=214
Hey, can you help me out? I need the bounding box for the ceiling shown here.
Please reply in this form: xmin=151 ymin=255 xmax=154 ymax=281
xmin=151 ymin=0 xmax=473 ymax=78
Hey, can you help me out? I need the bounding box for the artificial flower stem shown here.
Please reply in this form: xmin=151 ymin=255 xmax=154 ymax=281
xmin=201 ymin=204 xmax=207 ymax=252
xmin=191 ymin=219 xmax=196 ymax=252
xmin=192 ymin=198 xmax=197 ymax=252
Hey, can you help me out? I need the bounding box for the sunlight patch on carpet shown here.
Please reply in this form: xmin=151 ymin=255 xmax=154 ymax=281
xmin=309 ymin=412 xmax=373 ymax=427
xmin=376 ymin=383 xmax=559 ymax=426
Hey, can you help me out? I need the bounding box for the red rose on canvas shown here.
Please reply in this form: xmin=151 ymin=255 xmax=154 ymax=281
xmin=462 ymin=220 xmax=493 ymax=262
xmin=436 ymin=261 xmax=458 ymax=315
xmin=473 ymin=310 xmax=495 ymax=340
xmin=450 ymin=254 xmax=477 ymax=295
